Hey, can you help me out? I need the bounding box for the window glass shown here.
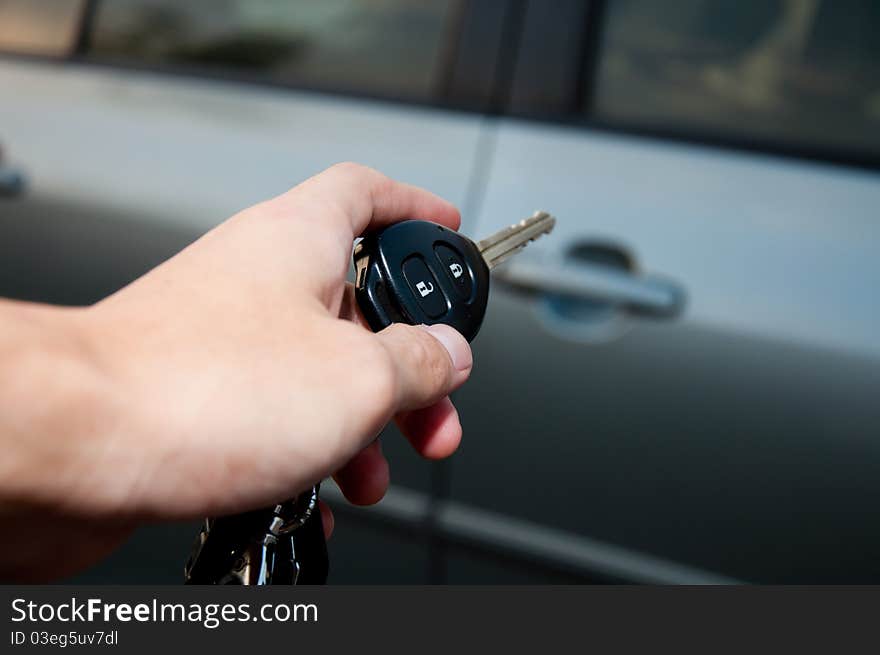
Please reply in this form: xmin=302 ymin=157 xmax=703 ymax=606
xmin=0 ymin=0 xmax=85 ymax=56
xmin=88 ymin=0 xmax=461 ymax=100
xmin=593 ymin=0 xmax=880 ymax=155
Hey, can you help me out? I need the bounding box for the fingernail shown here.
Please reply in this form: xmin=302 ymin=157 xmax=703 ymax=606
xmin=421 ymin=324 xmax=472 ymax=372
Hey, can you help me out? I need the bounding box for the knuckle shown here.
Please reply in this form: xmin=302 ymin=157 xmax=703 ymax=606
xmin=370 ymin=172 xmax=395 ymax=199
xmin=321 ymin=330 xmax=397 ymax=434
xmin=361 ymin=337 xmax=397 ymax=406
xmin=329 ymin=161 xmax=388 ymax=197
xmin=409 ymin=334 xmax=433 ymax=372
xmin=407 ymin=328 xmax=451 ymax=390
xmin=328 ymin=161 xmax=368 ymax=179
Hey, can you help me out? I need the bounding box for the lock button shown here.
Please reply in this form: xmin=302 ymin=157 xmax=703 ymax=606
xmin=402 ymin=256 xmax=448 ymax=318
xmin=435 ymin=244 xmax=473 ymax=300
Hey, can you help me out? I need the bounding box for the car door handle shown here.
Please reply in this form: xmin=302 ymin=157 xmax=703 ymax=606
xmin=0 ymin=166 xmax=26 ymax=198
xmin=493 ymin=259 xmax=685 ymax=318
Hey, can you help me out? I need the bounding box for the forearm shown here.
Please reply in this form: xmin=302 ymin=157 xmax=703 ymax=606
xmin=0 ymin=300 xmax=117 ymax=513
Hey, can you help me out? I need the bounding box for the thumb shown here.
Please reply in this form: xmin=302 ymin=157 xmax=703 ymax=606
xmin=374 ymin=323 xmax=472 ymax=412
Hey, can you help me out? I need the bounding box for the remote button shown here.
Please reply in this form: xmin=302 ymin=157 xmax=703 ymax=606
xmin=402 ymin=256 xmax=447 ymax=318
xmin=434 ymin=244 xmax=473 ymax=299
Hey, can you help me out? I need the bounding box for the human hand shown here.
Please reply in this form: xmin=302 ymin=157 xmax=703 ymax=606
xmin=1 ymin=163 xmax=472 ymax=580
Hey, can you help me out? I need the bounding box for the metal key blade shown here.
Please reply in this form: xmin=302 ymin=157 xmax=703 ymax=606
xmin=477 ymin=210 xmax=556 ymax=270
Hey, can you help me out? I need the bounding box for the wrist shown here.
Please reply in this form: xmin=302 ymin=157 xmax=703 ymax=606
xmin=0 ymin=301 xmax=127 ymax=516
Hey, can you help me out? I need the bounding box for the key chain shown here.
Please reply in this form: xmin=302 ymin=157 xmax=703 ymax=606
xmin=184 ymin=485 xmax=327 ymax=584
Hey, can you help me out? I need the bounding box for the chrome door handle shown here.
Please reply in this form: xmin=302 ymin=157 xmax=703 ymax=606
xmin=0 ymin=167 xmax=25 ymax=198
xmin=494 ymin=259 xmax=685 ymax=318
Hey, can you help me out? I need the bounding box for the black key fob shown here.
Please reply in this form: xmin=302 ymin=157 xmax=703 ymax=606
xmin=353 ymin=221 xmax=490 ymax=342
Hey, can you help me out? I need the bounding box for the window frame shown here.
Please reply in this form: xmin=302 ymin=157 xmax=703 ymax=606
xmin=0 ymin=0 xmax=514 ymax=114
xmin=0 ymin=0 xmax=876 ymax=170
xmin=73 ymin=0 xmax=507 ymax=113
xmin=507 ymin=0 xmax=880 ymax=172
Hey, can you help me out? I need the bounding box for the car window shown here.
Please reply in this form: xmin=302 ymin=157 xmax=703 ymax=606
xmin=0 ymin=0 xmax=85 ymax=57
xmin=591 ymin=0 xmax=880 ymax=156
xmin=86 ymin=0 xmax=463 ymax=101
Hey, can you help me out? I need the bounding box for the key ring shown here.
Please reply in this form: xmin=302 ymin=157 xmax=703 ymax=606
xmin=184 ymin=483 xmax=327 ymax=585
xmin=269 ymin=484 xmax=320 ymax=535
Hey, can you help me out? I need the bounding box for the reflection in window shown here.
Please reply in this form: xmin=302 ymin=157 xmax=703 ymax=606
xmin=593 ymin=0 xmax=880 ymax=155
xmin=89 ymin=0 xmax=461 ymax=100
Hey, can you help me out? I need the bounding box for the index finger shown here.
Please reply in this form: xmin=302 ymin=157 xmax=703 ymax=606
xmin=286 ymin=162 xmax=461 ymax=238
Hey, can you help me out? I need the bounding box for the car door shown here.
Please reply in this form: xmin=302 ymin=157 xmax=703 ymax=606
xmin=450 ymin=0 xmax=880 ymax=583
xmin=0 ymin=0 xmax=509 ymax=583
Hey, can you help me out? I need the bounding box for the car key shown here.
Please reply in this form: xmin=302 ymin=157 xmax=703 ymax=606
xmin=354 ymin=210 xmax=556 ymax=341
xmin=184 ymin=211 xmax=555 ymax=584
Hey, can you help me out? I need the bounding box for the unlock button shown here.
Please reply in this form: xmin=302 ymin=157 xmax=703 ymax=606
xmin=402 ymin=256 xmax=448 ymax=318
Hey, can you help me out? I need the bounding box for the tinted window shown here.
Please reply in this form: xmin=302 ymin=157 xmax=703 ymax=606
xmin=592 ymin=0 xmax=880 ymax=155
xmin=0 ymin=0 xmax=84 ymax=56
xmin=88 ymin=0 xmax=462 ymax=100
